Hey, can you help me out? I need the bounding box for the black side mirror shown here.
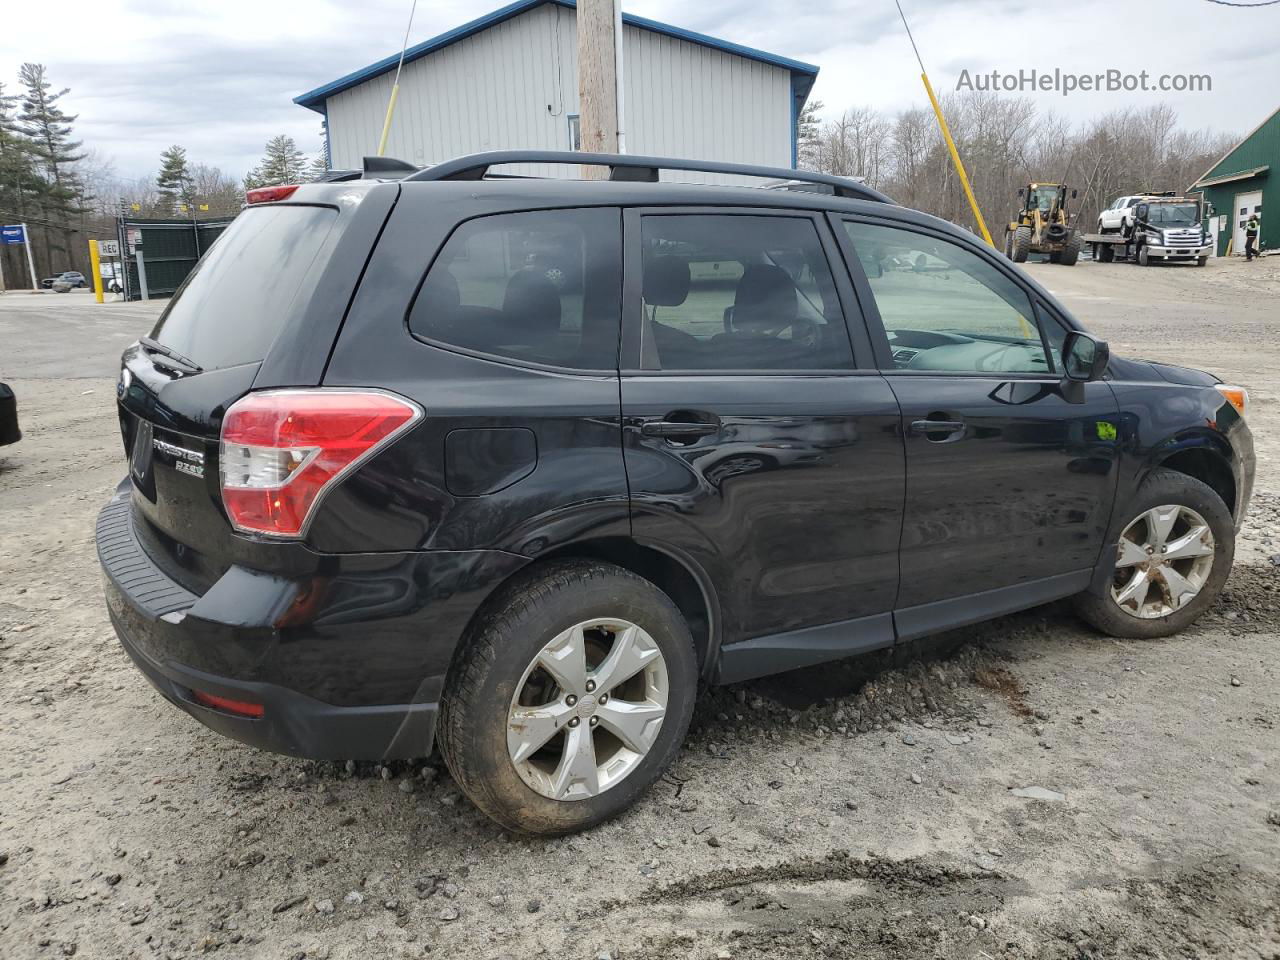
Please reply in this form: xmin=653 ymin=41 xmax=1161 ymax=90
xmin=1018 ymin=188 xmax=1026 ymax=198
xmin=1062 ymin=331 xmax=1109 ymax=383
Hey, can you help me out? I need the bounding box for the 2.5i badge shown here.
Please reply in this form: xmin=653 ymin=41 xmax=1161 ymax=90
xmin=153 ymin=437 xmax=205 ymax=478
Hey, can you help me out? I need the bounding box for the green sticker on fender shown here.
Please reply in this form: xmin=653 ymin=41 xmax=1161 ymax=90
xmin=1096 ymin=421 xmax=1117 ymax=441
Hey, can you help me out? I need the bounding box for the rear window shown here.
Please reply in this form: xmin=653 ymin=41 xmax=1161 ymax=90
xmin=149 ymin=205 xmax=338 ymax=370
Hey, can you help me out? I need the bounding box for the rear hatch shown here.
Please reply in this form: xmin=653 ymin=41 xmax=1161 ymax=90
xmin=117 ymin=184 xmax=394 ymax=592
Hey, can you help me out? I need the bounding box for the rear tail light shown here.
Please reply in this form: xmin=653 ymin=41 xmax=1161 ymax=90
xmin=1215 ymin=384 xmax=1248 ymax=418
xmin=220 ymin=389 xmax=422 ymax=538
xmin=245 ymin=184 xmax=300 ymax=204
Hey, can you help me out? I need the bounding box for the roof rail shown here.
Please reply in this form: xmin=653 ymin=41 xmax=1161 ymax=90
xmin=402 ymin=150 xmax=893 ymax=203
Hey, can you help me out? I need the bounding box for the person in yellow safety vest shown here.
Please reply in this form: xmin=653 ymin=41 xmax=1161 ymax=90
xmin=1245 ymin=213 xmax=1261 ymax=261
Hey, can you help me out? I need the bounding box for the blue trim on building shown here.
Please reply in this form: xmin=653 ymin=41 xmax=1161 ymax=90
xmin=294 ymin=0 xmax=819 ymax=118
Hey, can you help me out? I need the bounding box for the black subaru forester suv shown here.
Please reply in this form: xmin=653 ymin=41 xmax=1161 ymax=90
xmin=98 ymin=151 xmax=1254 ymax=834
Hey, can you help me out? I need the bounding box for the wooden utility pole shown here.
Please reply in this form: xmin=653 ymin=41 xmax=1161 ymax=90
xmin=577 ymin=0 xmax=620 ymax=177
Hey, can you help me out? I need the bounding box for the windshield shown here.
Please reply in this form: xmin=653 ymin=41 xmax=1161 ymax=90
xmin=149 ymin=205 xmax=338 ymax=371
xmin=1147 ymin=204 xmax=1199 ymax=226
xmin=1030 ymin=187 xmax=1060 ymax=211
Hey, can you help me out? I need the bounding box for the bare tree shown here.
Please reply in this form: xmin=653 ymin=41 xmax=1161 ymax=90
xmin=801 ymin=94 xmax=1234 ymax=241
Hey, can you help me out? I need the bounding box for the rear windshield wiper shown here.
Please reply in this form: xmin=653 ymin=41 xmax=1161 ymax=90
xmin=139 ymin=336 xmax=203 ymax=374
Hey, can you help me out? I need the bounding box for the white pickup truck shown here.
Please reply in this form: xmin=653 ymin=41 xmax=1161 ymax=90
xmin=1097 ymin=194 xmax=1155 ymax=236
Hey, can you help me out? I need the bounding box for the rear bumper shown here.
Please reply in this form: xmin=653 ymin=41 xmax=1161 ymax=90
xmin=96 ymin=482 xmax=525 ymax=761
xmin=110 ymin=603 xmax=437 ymax=760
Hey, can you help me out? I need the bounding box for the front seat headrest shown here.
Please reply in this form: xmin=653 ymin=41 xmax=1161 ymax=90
xmin=643 ymin=256 xmax=690 ymax=306
xmin=733 ymin=264 xmax=797 ymax=332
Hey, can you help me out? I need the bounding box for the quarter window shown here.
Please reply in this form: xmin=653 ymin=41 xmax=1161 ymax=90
xmin=639 ymin=215 xmax=853 ymax=371
xmin=843 ymin=220 xmax=1056 ymax=375
xmin=408 ymin=209 xmax=620 ymax=369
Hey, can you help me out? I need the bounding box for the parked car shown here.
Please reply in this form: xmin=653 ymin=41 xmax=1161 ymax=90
xmin=0 ymin=382 xmax=20 ymax=447
xmin=97 ymin=152 xmax=1255 ymax=835
xmin=41 ymin=270 xmax=87 ymax=289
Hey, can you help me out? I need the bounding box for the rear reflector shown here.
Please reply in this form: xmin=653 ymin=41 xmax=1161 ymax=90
xmin=245 ymin=184 xmax=300 ymax=204
xmin=191 ymin=689 xmax=265 ymax=718
xmin=220 ymin=389 xmax=422 ymax=538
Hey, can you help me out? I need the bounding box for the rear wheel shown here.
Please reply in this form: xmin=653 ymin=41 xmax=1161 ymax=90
xmin=1074 ymin=469 xmax=1234 ymax=639
xmin=1004 ymin=230 xmax=1014 ymax=259
xmin=438 ymin=560 xmax=698 ymax=834
xmin=1011 ymin=225 xmax=1032 ymax=263
xmin=1098 ymin=243 xmax=1115 ymax=263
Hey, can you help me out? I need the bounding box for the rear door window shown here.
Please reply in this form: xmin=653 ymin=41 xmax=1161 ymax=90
xmin=637 ymin=214 xmax=854 ymax=371
xmin=408 ymin=209 xmax=621 ymax=370
xmin=148 ymin=205 xmax=339 ymax=370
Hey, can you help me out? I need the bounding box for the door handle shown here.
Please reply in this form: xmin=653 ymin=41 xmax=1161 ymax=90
xmin=641 ymin=420 xmax=720 ymax=438
xmin=910 ymin=419 xmax=966 ymax=440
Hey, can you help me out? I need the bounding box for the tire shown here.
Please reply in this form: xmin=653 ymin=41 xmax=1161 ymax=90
xmin=438 ymin=559 xmax=698 ymax=834
xmin=1120 ymin=218 xmax=1130 ymax=238
xmin=1004 ymin=230 xmax=1013 ymax=259
xmin=1197 ymin=256 xmax=1208 ymax=267
xmin=1138 ymin=245 xmax=1150 ymax=267
xmin=1011 ymin=225 xmax=1031 ymax=263
xmin=1099 ymin=244 xmax=1115 ymax=263
xmin=1074 ymin=468 xmax=1234 ymax=640
xmin=1048 ymin=251 xmax=1061 ymax=264
xmin=1059 ymin=231 xmax=1082 ymax=266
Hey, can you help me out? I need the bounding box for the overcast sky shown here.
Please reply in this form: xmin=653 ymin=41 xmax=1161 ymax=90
xmin=2 ymin=0 xmax=1276 ymax=182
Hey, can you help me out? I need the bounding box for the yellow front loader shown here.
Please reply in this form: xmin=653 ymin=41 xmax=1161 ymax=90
xmin=1004 ymin=183 xmax=1082 ymax=266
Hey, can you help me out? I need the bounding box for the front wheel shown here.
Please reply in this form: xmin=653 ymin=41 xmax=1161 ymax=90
xmin=438 ymin=559 xmax=698 ymax=834
xmin=1059 ymin=231 xmax=1082 ymax=266
xmin=1074 ymin=468 xmax=1234 ymax=639
xmin=1011 ymin=225 xmax=1032 ymax=263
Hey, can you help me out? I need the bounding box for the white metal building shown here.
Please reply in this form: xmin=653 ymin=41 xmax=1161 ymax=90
xmin=294 ymin=0 xmax=818 ymax=176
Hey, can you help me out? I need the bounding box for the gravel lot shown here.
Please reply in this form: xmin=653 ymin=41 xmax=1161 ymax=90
xmin=2 ymin=257 xmax=1278 ymax=960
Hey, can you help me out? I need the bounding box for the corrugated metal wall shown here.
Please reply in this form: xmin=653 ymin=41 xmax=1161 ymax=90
xmin=325 ymin=4 xmax=793 ymax=180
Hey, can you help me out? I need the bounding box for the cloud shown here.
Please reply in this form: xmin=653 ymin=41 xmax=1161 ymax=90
xmin=1 ymin=0 xmax=1275 ymax=181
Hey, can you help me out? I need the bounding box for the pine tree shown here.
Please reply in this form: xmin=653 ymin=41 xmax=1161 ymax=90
xmin=244 ymin=135 xmax=307 ymax=189
xmin=17 ymin=63 xmax=85 ymax=268
xmin=156 ymin=144 xmax=195 ymax=216
xmin=306 ymin=153 xmax=328 ymax=182
xmin=17 ymin=63 xmax=83 ymax=200
xmin=796 ymin=98 xmax=824 ymax=171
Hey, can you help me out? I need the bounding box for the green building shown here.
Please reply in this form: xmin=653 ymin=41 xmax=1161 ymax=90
xmin=1191 ymin=105 xmax=1275 ymax=257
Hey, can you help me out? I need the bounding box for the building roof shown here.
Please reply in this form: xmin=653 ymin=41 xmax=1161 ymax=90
xmin=1191 ymin=104 xmax=1280 ymax=190
xmin=293 ymin=0 xmax=819 ymax=115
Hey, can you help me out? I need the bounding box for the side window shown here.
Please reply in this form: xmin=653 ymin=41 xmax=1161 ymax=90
xmin=843 ymin=220 xmax=1055 ymax=375
xmin=408 ymin=209 xmax=620 ymax=369
xmin=639 ymin=214 xmax=853 ymax=371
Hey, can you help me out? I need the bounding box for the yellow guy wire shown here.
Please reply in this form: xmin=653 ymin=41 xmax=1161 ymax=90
xmin=895 ymin=0 xmax=995 ymax=249
xmin=377 ymin=0 xmax=420 ymax=157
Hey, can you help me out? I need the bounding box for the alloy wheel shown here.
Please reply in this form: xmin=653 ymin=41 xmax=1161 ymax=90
xmin=1111 ymin=504 xmax=1215 ymax=619
xmin=507 ymin=619 xmax=669 ymax=801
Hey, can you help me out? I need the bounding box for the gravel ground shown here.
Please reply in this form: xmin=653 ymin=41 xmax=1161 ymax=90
xmin=1 ymin=256 xmax=1278 ymax=960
